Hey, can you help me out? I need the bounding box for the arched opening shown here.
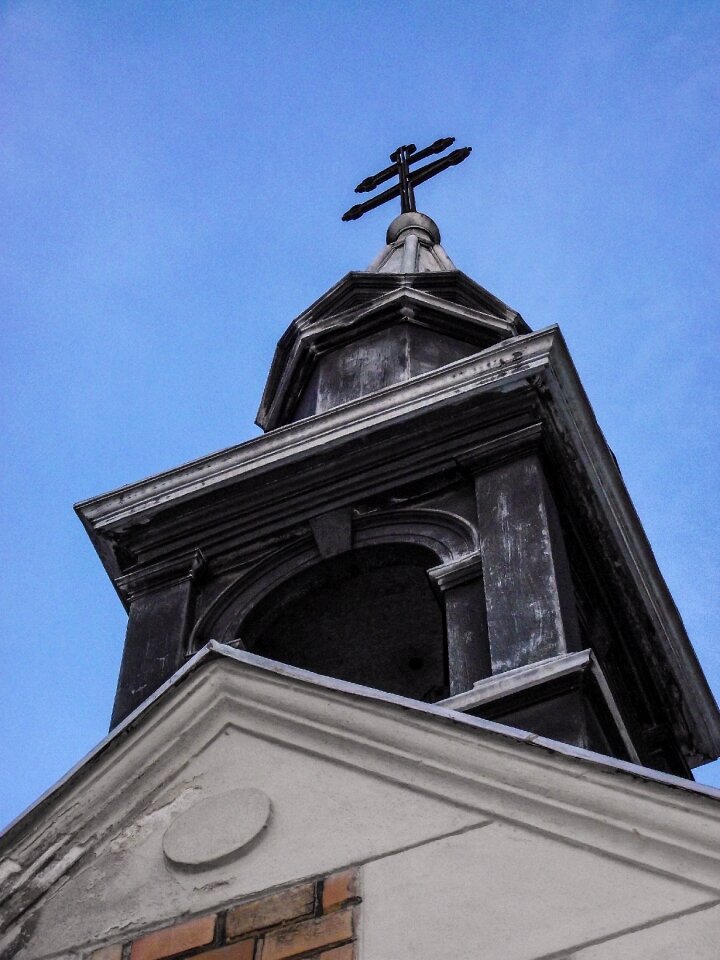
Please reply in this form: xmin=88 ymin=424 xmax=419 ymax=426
xmin=240 ymin=543 xmax=448 ymax=702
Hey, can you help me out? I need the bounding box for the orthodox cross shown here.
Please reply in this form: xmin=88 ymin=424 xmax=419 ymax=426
xmin=342 ymin=137 xmax=472 ymax=222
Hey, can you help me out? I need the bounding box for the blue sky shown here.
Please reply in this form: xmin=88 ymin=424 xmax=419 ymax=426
xmin=1 ymin=0 xmax=719 ymax=827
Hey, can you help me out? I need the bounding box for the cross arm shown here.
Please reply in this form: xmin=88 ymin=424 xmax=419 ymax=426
xmin=342 ymin=146 xmax=472 ymax=222
xmin=354 ymin=137 xmax=456 ymax=194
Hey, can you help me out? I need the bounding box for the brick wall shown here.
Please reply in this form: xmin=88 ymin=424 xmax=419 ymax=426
xmin=87 ymin=869 xmax=360 ymax=960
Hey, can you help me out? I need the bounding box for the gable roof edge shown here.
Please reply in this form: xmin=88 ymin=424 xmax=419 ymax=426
xmin=3 ymin=641 xmax=718 ymax=850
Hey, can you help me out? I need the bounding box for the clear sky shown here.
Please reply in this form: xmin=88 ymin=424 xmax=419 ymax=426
xmin=1 ymin=0 xmax=719 ymax=828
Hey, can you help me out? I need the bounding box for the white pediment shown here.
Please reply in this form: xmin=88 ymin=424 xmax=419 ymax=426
xmin=2 ymin=645 xmax=720 ymax=959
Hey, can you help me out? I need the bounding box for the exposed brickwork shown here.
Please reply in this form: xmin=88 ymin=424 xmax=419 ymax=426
xmin=321 ymin=870 xmax=357 ymax=913
xmin=261 ymin=908 xmax=355 ymax=960
xmin=131 ymin=914 xmax=216 ymax=960
xmin=317 ymin=946 xmax=354 ymax=960
xmin=85 ymin=868 xmax=360 ymax=960
xmin=227 ymin=881 xmax=315 ymax=939
xmin=193 ymin=942 xmax=255 ymax=960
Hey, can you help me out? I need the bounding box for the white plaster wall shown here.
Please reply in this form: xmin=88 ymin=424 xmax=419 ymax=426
xmin=360 ymin=822 xmax=720 ymax=960
xmin=18 ymin=723 xmax=485 ymax=959
xmin=570 ymin=903 xmax=720 ymax=958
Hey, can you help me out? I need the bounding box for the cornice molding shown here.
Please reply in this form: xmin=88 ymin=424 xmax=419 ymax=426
xmin=440 ymin=648 xmax=641 ymax=763
xmin=76 ymin=328 xmax=557 ymax=535
xmin=259 ymin=285 xmax=520 ymax=430
xmin=2 ymin=647 xmax=719 ymax=931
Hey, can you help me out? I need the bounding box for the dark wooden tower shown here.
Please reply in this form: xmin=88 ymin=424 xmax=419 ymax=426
xmin=77 ymin=146 xmax=720 ymax=779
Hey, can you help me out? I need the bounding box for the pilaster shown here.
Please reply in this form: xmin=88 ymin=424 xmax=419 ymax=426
xmin=471 ymin=454 xmax=581 ymax=674
xmin=110 ymin=551 xmax=206 ymax=727
xmin=428 ymin=552 xmax=489 ymax=695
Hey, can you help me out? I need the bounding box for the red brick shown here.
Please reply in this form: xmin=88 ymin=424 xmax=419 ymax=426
xmin=322 ymin=870 xmax=358 ymax=913
xmin=192 ymin=941 xmax=255 ymax=960
xmin=130 ymin=914 xmax=216 ymax=960
xmin=88 ymin=945 xmax=123 ymax=960
xmin=318 ymin=946 xmax=355 ymax=960
xmin=227 ymin=882 xmax=315 ymax=939
xmin=260 ymin=908 xmax=354 ymax=960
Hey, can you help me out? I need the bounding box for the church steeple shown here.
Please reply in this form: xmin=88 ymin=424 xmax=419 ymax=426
xmin=76 ymin=145 xmax=720 ymax=779
xmin=255 ymin=138 xmax=532 ymax=430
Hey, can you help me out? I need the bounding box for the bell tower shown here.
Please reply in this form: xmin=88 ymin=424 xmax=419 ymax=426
xmin=76 ymin=140 xmax=720 ymax=780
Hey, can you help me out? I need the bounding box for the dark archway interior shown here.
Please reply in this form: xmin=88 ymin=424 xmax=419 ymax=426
xmin=241 ymin=544 xmax=448 ymax=702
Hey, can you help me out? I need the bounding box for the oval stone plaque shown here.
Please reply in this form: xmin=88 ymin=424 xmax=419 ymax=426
xmin=162 ymin=788 xmax=272 ymax=869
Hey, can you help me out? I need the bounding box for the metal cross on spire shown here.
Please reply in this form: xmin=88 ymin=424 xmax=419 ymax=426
xmin=342 ymin=137 xmax=472 ymax=222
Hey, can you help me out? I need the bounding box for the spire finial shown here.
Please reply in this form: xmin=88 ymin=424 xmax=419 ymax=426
xmin=342 ymin=137 xmax=472 ymax=223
